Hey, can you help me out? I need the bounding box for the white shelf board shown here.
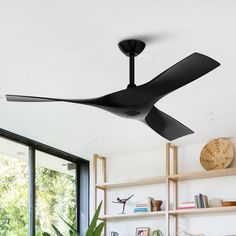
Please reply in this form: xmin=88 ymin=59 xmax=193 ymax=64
xmin=169 ymin=206 xmax=236 ymax=216
xmin=170 ymin=167 xmax=236 ymax=182
xmin=96 ymin=176 xmax=166 ymax=189
xmin=99 ymin=211 xmax=166 ymax=220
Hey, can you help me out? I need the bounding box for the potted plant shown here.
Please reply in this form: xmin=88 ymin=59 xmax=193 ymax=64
xmin=152 ymin=229 xmax=164 ymax=236
xmin=43 ymin=201 xmax=104 ymax=236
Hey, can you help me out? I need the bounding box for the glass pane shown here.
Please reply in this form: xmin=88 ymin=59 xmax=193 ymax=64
xmin=0 ymin=137 xmax=28 ymax=236
xmin=35 ymin=151 xmax=76 ymax=235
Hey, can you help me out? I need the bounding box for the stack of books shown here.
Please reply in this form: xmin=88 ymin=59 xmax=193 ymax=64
xmin=134 ymin=203 xmax=149 ymax=213
xmin=177 ymin=202 xmax=196 ymax=210
xmin=194 ymin=193 xmax=209 ymax=208
xmin=134 ymin=197 xmax=154 ymax=213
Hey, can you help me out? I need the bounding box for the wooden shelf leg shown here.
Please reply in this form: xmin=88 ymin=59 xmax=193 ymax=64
xmin=93 ymin=154 xmax=98 ymax=212
xmin=93 ymin=155 xmax=107 ymax=236
xmin=102 ymin=157 xmax=107 ymax=236
xmin=166 ymin=143 xmax=171 ymax=236
xmin=173 ymin=146 xmax=178 ymax=236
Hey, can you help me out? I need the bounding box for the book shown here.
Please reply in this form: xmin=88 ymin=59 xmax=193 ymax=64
xmin=194 ymin=195 xmax=199 ymax=208
xmin=203 ymin=195 xmax=209 ymax=208
xmin=179 ymin=202 xmax=195 ymax=207
xmin=134 ymin=207 xmax=148 ymax=213
xmin=178 ymin=202 xmax=196 ymax=210
xmin=197 ymin=195 xmax=201 ymax=208
xmin=199 ymin=193 xmax=204 ymax=208
xmin=194 ymin=194 xmax=209 ymax=208
xmin=136 ymin=204 xmax=148 ymax=208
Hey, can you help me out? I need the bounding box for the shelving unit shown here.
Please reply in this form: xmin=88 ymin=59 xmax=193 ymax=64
xmin=93 ymin=144 xmax=236 ymax=236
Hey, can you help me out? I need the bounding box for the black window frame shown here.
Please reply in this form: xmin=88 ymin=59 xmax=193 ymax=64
xmin=0 ymin=128 xmax=89 ymax=235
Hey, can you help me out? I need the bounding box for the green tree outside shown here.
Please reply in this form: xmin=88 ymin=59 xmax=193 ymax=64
xmin=0 ymin=154 xmax=76 ymax=236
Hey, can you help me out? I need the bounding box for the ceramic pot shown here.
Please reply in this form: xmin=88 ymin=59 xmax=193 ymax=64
xmin=152 ymin=200 xmax=162 ymax=211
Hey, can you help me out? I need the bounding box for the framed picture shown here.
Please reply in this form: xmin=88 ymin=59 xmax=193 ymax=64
xmin=136 ymin=227 xmax=150 ymax=236
xmin=110 ymin=232 xmax=119 ymax=236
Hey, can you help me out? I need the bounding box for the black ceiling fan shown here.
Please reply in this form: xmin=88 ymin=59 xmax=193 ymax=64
xmin=6 ymin=39 xmax=220 ymax=141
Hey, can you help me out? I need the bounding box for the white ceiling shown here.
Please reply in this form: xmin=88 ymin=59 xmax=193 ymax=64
xmin=0 ymin=0 xmax=235 ymax=160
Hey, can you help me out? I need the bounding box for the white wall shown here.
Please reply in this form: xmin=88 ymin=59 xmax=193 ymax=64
xmin=92 ymin=139 xmax=236 ymax=236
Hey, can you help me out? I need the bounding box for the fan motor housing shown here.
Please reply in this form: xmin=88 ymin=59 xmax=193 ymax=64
xmin=125 ymin=110 xmax=141 ymax=116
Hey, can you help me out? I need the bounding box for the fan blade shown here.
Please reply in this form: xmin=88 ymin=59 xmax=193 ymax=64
xmin=5 ymin=94 xmax=98 ymax=105
xmin=5 ymin=91 xmax=157 ymax=119
xmin=6 ymin=95 xmax=60 ymax=102
xmin=140 ymin=53 xmax=220 ymax=100
xmin=144 ymin=106 xmax=193 ymax=141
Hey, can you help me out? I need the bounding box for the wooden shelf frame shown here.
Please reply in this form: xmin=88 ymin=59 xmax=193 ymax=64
xmin=93 ymin=144 xmax=236 ymax=236
xmin=93 ymin=154 xmax=107 ymax=235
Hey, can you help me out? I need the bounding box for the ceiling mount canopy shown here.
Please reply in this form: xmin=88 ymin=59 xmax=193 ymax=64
xmin=6 ymin=39 xmax=220 ymax=141
xmin=118 ymin=39 xmax=146 ymax=57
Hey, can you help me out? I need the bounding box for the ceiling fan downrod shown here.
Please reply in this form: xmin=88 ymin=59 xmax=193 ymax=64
xmin=118 ymin=39 xmax=146 ymax=88
xmin=129 ymin=55 xmax=135 ymax=88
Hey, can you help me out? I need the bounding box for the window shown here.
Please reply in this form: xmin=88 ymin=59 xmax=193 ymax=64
xmin=0 ymin=138 xmax=28 ymax=236
xmin=36 ymin=151 xmax=76 ymax=235
xmin=0 ymin=129 xmax=89 ymax=236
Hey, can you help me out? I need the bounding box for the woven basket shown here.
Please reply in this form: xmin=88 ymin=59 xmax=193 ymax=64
xmin=200 ymin=138 xmax=234 ymax=170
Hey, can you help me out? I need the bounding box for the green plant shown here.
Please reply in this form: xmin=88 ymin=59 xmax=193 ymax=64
xmin=43 ymin=201 xmax=104 ymax=236
xmin=152 ymin=229 xmax=164 ymax=236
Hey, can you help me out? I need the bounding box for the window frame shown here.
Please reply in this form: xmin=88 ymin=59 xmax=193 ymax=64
xmin=0 ymin=128 xmax=89 ymax=235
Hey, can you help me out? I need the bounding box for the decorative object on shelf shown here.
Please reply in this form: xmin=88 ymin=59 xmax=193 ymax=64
xmin=147 ymin=196 xmax=154 ymax=211
xmin=200 ymin=138 xmax=234 ymax=170
xmin=152 ymin=229 xmax=163 ymax=236
xmin=151 ymin=200 xmax=162 ymax=211
xmin=110 ymin=232 xmax=119 ymax=236
xmin=222 ymin=201 xmax=236 ymax=207
xmin=112 ymin=194 xmax=134 ymax=214
xmin=211 ymin=197 xmax=223 ymax=207
xmin=136 ymin=227 xmax=150 ymax=236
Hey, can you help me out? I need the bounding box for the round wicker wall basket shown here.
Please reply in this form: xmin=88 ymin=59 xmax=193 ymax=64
xmin=200 ymin=138 xmax=234 ymax=170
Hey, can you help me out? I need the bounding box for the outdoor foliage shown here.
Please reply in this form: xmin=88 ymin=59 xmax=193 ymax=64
xmin=0 ymin=155 xmax=28 ymax=236
xmin=0 ymin=154 xmax=76 ymax=236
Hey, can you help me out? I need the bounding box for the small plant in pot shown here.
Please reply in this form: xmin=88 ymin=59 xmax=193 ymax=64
xmin=43 ymin=201 xmax=104 ymax=236
xmin=152 ymin=229 xmax=164 ymax=236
